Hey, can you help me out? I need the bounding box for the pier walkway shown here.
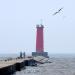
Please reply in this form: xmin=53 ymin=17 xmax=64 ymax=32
xmin=0 ymin=57 xmax=36 ymax=75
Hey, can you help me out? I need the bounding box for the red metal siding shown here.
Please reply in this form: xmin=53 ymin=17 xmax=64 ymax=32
xmin=36 ymin=25 xmax=44 ymax=52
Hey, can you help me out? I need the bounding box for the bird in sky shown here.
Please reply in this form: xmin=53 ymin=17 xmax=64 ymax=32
xmin=53 ymin=8 xmax=63 ymax=15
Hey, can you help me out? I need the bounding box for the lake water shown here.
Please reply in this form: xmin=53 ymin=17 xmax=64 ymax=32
xmin=13 ymin=57 xmax=75 ymax=75
xmin=0 ymin=54 xmax=75 ymax=75
xmin=0 ymin=53 xmax=75 ymax=58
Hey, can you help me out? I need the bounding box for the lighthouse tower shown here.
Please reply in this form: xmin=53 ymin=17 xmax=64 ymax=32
xmin=32 ymin=24 xmax=48 ymax=57
xmin=36 ymin=25 xmax=44 ymax=52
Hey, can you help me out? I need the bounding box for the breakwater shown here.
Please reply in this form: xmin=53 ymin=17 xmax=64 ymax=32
xmin=0 ymin=58 xmax=36 ymax=75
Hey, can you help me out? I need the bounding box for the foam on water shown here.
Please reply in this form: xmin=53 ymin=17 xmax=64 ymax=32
xmin=13 ymin=55 xmax=75 ymax=75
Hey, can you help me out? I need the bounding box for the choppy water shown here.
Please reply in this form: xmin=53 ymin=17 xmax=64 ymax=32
xmin=0 ymin=54 xmax=19 ymax=60
xmin=1 ymin=54 xmax=75 ymax=75
xmin=13 ymin=57 xmax=75 ymax=75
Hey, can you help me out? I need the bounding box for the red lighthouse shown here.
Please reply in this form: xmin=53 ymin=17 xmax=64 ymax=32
xmin=32 ymin=24 xmax=48 ymax=57
xmin=36 ymin=25 xmax=44 ymax=52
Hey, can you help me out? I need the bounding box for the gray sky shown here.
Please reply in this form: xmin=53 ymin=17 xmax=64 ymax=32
xmin=0 ymin=0 xmax=75 ymax=54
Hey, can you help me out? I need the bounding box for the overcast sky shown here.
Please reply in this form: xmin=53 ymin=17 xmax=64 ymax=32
xmin=0 ymin=0 xmax=75 ymax=54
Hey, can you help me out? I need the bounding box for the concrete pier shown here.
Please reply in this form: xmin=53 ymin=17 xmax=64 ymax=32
xmin=0 ymin=58 xmax=36 ymax=75
xmin=0 ymin=64 xmax=16 ymax=75
xmin=32 ymin=52 xmax=49 ymax=58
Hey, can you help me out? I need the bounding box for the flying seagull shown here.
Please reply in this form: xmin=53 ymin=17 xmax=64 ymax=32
xmin=53 ymin=8 xmax=63 ymax=15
